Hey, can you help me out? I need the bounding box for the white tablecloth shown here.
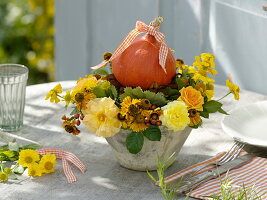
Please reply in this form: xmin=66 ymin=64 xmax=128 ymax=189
xmin=0 ymin=81 xmax=266 ymax=200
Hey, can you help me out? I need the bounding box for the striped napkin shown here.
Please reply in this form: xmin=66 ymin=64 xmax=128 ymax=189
xmin=164 ymin=151 xmax=267 ymax=199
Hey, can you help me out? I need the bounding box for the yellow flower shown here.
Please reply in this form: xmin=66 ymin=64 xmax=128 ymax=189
xmin=45 ymin=84 xmax=62 ymax=103
xmin=188 ymin=109 xmax=202 ymax=127
xmin=179 ymin=86 xmax=204 ymax=111
xmin=160 ymin=101 xmax=190 ymax=131
xmin=62 ymin=91 xmax=74 ymax=107
xmin=192 ymin=71 xmax=215 ymax=84
xmin=82 ymin=97 xmax=122 ymax=137
xmin=74 ymin=76 xmax=98 ymax=92
xmin=28 ymin=163 xmax=43 ymax=177
xmin=188 ymin=66 xmax=197 ymax=74
xmin=18 ymin=149 xmax=40 ymax=168
xmin=129 ymin=122 xmax=148 ymax=132
xmin=193 ymin=53 xmax=217 ymax=75
xmin=120 ymin=96 xmax=141 ymax=116
xmin=195 ymin=82 xmax=214 ymax=101
xmin=39 ymin=153 xmax=56 ymax=174
xmin=0 ymin=172 xmax=8 ymax=182
xmin=226 ymin=79 xmax=240 ymax=100
xmin=176 ymin=59 xmax=184 ymax=69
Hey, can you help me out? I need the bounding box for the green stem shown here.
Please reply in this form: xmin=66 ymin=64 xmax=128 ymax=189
xmin=57 ymin=94 xmax=64 ymax=99
xmin=11 ymin=162 xmax=19 ymax=171
xmin=0 ymin=134 xmax=10 ymax=143
xmin=217 ymin=92 xmax=231 ymax=101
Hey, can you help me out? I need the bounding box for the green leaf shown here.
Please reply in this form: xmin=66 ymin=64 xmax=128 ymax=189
xmin=93 ymin=68 xmax=109 ymax=75
xmin=0 ymin=145 xmax=9 ymax=151
xmin=203 ymin=100 xmax=222 ymax=113
xmin=147 ymin=170 xmax=157 ymax=182
xmin=8 ymin=174 xmax=18 ymax=180
xmin=143 ymin=126 xmax=161 ymax=141
xmin=20 ymin=144 xmax=42 ymax=150
xmin=110 ymin=85 xmax=118 ymax=100
xmin=176 ymin=78 xmax=186 ymax=90
xmin=200 ymin=111 xmax=209 ymax=118
xmin=143 ymin=91 xmax=167 ymax=106
xmin=126 ymin=132 xmax=144 ymax=154
xmin=1 ymin=151 xmax=17 ymax=158
xmin=13 ymin=165 xmax=25 ymax=175
xmin=0 ymin=154 xmax=8 ymax=161
xmin=218 ymin=107 xmax=229 ymax=115
xmin=8 ymin=142 xmax=19 ymax=152
xmin=120 ymin=87 xmax=167 ymax=106
xmin=70 ymin=107 xmax=79 ymax=115
xmin=93 ymin=85 xmax=107 ymax=98
xmin=131 ymin=87 xmax=145 ymax=99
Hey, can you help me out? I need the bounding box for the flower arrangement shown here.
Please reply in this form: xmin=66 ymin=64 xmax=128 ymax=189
xmin=46 ymin=53 xmax=239 ymax=154
xmin=46 ymin=17 xmax=240 ymax=155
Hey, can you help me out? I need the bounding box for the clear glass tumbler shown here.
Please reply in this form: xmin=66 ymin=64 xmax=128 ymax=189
xmin=0 ymin=64 xmax=28 ymax=131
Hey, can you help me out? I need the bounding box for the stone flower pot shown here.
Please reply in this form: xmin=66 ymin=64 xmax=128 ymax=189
xmin=106 ymin=126 xmax=192 ymax=171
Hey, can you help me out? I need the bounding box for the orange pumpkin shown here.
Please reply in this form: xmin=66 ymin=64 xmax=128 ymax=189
xmin=111 ymin=34 xmax=176 ymax=89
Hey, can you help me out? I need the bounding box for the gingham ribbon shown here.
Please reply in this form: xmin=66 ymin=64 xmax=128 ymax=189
xmin=162 ymin=151 xmax=267 ymax=199
xmin=36 ymin=148 xmax=86 ymax=183
xmin=91 ymin=21 xmax=168 ymax=73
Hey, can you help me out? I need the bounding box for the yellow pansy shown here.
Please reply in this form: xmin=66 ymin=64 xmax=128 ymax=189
xmin=82 ymin=97 xmax=122 ymax=137
xmin=226 ymin=80 xmax=240 ymax=100
xmin=39 ymin=153 xmax=57 ymax=174
xmin=45 ymin=84 xmax=62 ymax=103
xmin=159 ymin=101 xmax=190 ymax=131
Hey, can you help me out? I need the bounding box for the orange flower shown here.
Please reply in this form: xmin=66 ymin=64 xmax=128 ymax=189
xmin=178 ymin=86 xmax=204 ymax=111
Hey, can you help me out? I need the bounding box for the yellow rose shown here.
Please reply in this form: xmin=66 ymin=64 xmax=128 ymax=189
xmin=82 ymin=97 xmax=122 ymax=137
xmin=178 ymin=86 xmax=204 ymax=111
xmin=159 ymin=101 xmax=190 ymax=131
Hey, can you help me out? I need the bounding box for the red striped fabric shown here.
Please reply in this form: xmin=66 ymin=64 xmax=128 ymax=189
xmin=36 ymin=148 xmax=86 ymax=183
xmin=91 ymin=21 xmax=169 ymax=73
xmin=164 ymin=151 xmax=267 ymax=199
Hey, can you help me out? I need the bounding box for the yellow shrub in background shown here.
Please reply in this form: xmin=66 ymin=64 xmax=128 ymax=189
xmin=0 ymin=0 xmax=55 ymax=85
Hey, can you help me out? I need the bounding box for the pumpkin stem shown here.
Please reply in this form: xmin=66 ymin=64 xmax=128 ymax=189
xmin=150 ymin=16 xmax=164 ymax=27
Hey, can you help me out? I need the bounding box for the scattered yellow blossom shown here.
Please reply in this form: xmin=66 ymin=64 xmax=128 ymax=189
xmin=193 ymin=53 xmax=217 ymax=75
xmin=159 ymin=101 xmax=190 ymax=131
xmin=45 ymin=84 xmax=62 ymax=103
xmin=39 ymin=153 xmax=57 ymax=174
xmin=192 ymin=71 xmax=215 ymax=84
xmin=82 ymin=97 xmax=122 ymax=137
xmin=62 ymin=91 xmax=74 ymax=107
xmin=28 ymin=163 xmax=43 ymax=177
xmin=179 ymin=86 xmax=204 ymax=111
xmin=0 ymin=172 xmax=8 ymax=182
xmin=226 ymin=79 xmax=240 ymax=100
xmin=18 ymin=149 xmax=40 ymax=168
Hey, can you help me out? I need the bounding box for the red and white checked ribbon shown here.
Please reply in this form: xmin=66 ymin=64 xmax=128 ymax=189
xmin=36 ymin=148 xmax=86 ymax=183
xmin=91 ymin=21 xmax=169 ymax=73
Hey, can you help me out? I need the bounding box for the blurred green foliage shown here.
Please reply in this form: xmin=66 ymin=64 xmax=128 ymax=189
xmin=0 ymin=0 xmax=54 ymax=85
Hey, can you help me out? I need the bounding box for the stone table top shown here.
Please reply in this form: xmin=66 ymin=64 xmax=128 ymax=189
xmin=0 ymin=81 xmax=267 ymax=200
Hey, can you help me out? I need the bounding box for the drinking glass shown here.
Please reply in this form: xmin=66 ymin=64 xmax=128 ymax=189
xmin=0 ymin=64 xmax=28 ymax=131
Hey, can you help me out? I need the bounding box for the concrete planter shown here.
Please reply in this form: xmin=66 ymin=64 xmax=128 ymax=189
xmin=106 ymin=126 xmax=192 ymax=171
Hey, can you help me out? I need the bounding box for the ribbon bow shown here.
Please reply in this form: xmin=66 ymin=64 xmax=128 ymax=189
xmin=36 ymin=148 xmax=86 ymax=183
xmin=91 ymin=21 xmax=169 ymax=73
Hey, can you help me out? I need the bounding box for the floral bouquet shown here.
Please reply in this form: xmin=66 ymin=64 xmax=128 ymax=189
xmin=46 ymin=17 xmax=239 ymax=170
